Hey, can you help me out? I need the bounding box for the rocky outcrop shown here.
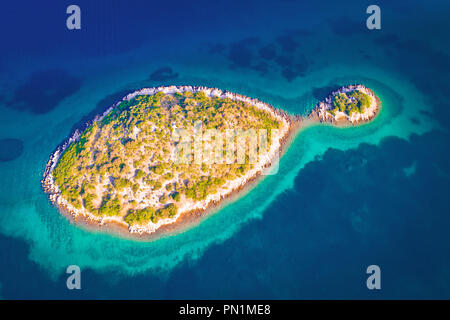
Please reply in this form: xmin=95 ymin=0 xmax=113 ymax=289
xmin=308 ymin=84 xmax=380 ymax=125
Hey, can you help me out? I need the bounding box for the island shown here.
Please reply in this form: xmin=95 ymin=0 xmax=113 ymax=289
xmin=42 ymin=84 xmax=380 ymax=238
xmin=308 ymin=85 xmax=380 ymax=125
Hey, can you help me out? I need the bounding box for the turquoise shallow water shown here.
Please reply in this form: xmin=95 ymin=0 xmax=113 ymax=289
xmin=0 ymin=0 xmax=449 ymax=298
xmin=0 ymin=64 xmax=435 ymax=277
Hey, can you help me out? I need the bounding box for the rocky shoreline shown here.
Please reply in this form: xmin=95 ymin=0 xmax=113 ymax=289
xmin=69 ymin=115 xmax=304 ymax=241
xmin=41 ymin=86 xmax=299 ymax=238
xmin=308 ymin=84 xmax=381 ymax=126
xmin=42 ymin=84 xmax=380 ymax=240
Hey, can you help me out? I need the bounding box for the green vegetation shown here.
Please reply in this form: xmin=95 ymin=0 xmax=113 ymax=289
xmin=98 ymin=195 xmax=121 ymax=217
xmin=124 ymin=207 xmax=156 ymax=225
xmin=172 ymin=192 xmax=181 ymax=201
xmin=156 ymin=203 xmax=178 ymax=219
xmin=329 ymin=90 xmax=371 ymax=117
xmin=134 ymin=169 xmax=145 ymax=180
xmin=114 ymin=178 xmax=132 ymax=190
xmin=52 ymin=89 xmax=283 ymax=227
xmin=124 ymin=203 xmax=179 ymax=226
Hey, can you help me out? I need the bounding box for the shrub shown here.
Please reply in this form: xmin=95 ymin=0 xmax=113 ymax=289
xmin=131 ymin=183 xmax=140 ymax=193
xmin=154 ymin=181 xmax=162 ymax=190
xmin=124 ymin=207 xmax=156 ymax=226
xmin=332 ymin=93 xmax=350 ymax=113
xmin=156 ymin=203 xmax=178 ymax=219
xmin=98 ymin=195 xmax=121 ymax=217
xmin=114 ymin=178 xmax=132 ymax=191
xmin=172 ymin=192 xmax=181 ymax=201
xmin=159 ymin=194 xmax=168 ymax=204
xmin=135 ymin=169 xmax=145 ymax=180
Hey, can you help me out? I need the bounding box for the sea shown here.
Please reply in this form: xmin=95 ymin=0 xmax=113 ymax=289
xmin=0 ymin=0 xmax=449 ymax=299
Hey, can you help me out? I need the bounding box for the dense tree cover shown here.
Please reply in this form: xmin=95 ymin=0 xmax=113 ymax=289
xmin=156 ymin=203 xmax=177 ymax=219
xmin=124 ymin=206 xmax=156 ymax=225
xmin=348 ymin=91 xmax=371 ymax=114
xmin=52 ymin=90 xmax=283 ymax=226
xmin=124 ymin=203 xmax=178 ymax=226
xmin=329 ymin=90 xmax=371 ymax=117
xmin=114 ymin=178 xmax=132 ymax=190
xmin=98 ymin=195 xmax=121 ymax=217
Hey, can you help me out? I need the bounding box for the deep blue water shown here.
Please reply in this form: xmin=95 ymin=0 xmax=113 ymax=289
xmin=0 ymin=0 xmax=450 ymax=299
